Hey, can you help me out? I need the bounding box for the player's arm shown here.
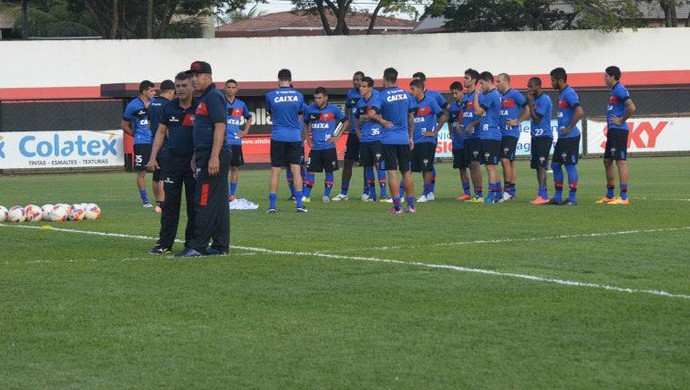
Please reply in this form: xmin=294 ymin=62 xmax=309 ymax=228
xmin=613 ymin=98 xmax=636 ymax=125
xmin=303 ymin=122 xmax=313 ymax=148
xmin=239 ymin=110 xmax=252 ymax=137
xmin=147 ymin=123 xmax=168 ymax=171
xmin=208 ymin=96 xmax=227 ymax=177
xmin=332 ymin=119 xmax=349 ymax=142
xmin=367 ymin=109 xmax=392 ymax=128
xmin=408 ymin=111 xmax=415 ymax=150
xmin=432 ymin=112 xmax=448 ymax=136
xmin=510 ymin=104 xmax=531 ymax=127
xmin=121 ymin=119 xmax=133 ymax=136
xmin=561 ymin=105 xmax=584 ymax=136
xmin=473 ymin=89 xmax=486 ymax=116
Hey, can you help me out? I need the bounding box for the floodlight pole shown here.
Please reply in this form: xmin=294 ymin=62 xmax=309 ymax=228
xmin=22 ymin=0 xmax=29 ymax=39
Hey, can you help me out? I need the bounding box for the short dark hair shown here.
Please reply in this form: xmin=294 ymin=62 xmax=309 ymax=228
xmin=383 ymin=67 xmax=398 ymax=83
xmin=139 ymin=80 xmax=154 ymax=93
xmin=160 ymin=79 xmax=175 ymax=91
xmin=449 ymin=81 xmax=463 ymax=91
xmin=550 ymin=67 xmax=567 ymax=82
xmin=314 ymin=87 xmax=328 ymax=96
xmin=409 ymin=79 xmax=425 ymax=90
xmin=361 ymin=76 xmax=374 ymax=88
xmin=605 ymin=66 xmax=622 ymax=81
xmin=175 ymin=72 xmax=190 ymax=81
xmin=528 ymin=77 xmax=542 ymax=87
xmin=412 ymin=72 xmax=426 ymax=81
xmin=497 ymin=73 xmax=510 ymax=82
xmin=225 ymin=79 xmax=238 ymax=86
xmin=464 ymin=68 xmax=480 ymax=81
xmin=479 ymin=71 xmax=494 ymax=83
xmin=353 ymin=71 xmax=365 ymax=78
xmin=278 ymin=68 xmax=292 ymax=81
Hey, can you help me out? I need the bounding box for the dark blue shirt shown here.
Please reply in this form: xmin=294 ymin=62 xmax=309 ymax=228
xmin=345 ymin=87 xmax=362 ymax=134
xmin=412 ymin=94 xmax=443 ymax=145
xmin=193 ymin=84 xmax=227 ymax=151
xmin=607 ymin=82 xmax=631 ymax=131
xmin=500 ymin=89 xmax=527 ymax=138
xmin=448 ymin=100 xmax=463 ymax=149
xmin=161 ymin=98 xmax=199 ymax=156
xmin=304 ymin=103 xmax=346 ymax=151
xmin=225 ymin=97 xmax=252 ymax=146
xmin=461 ymin=92 xmax=479 ymax=140
xmin=123 ymin=97 xmax=152 ymax=145
xmin=530 ymin=93 xmax=553 ymax=138
xmin=355 ymin=90 xmax=384 ymax=143
xmin=556 ymin=85 xmax=581 ymax=139
xmin=478 ymin=89 xmax=502 ymax=141
xmin=148 ymin=96 xmax=170 ymax=156
xmin=380 ymin=87 xmax=416 ymax=145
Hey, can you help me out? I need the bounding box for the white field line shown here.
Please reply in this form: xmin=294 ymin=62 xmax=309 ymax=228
xmin=330 ymin=226 xmax=690 ymax=253
xmin=635 ymin=197 xmax=690 ymax=202
xmin=2 ymin=223 xmax=689 ymax=301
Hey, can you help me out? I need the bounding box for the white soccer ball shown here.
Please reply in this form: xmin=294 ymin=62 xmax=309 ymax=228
xmin=41 ymin=204 xmax=54 ymax=220
xmin=68 ymin=203 xmax=85 ymax=221
xmin=0 ymin=205 xmax=8 ymax=222
xmin=83 ymin=203 xmax=101 ymax=220
xmin=25 ymin=204 xmax=42 ymax=222
xmin=48 ymin=205 xmax=68 ymax=222
xmin=8 ymin=205 xmax=26 ymax=223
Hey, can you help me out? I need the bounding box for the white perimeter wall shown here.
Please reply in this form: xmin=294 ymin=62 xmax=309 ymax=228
xmin=1 ymin=28 xmax=689 ymax=88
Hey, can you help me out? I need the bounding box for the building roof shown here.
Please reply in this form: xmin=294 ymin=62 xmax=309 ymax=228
xmin=215 ymin=10 xmax=416 ymax=37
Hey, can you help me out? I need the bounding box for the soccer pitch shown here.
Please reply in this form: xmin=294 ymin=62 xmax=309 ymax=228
xmin=1 ymin=156 xmax=689 ymax=388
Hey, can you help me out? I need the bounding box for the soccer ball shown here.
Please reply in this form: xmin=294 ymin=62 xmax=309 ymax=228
xmin=0 ymin=205 xmax=8 ymax=222
xmin=25 ymin=204 xmax=42 ymax=222
xmin=8 ymin=205 xmax=26 ymax=223
xmin=68 ymin=203 xmax=85 ymax=221
xmin=41 ymin=204 xmax=54 ymax=220
xmin=48 ymin=205 xmax=68 ymax=222
xmin=83 ymin=203 xmax=101 ymax=220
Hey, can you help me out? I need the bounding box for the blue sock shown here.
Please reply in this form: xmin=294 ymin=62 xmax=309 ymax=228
xmin=340 ymin=180 xmax=349 ymax=196
xmin=462 ymin=181 xmax=471 ymax=195
xmin=565 ymin=165 xmax=578 ymax=203
xmin=269 ymin=193 xmax=277 ymax=209
xmin=139 ymin=189 xmax=149 ymax=204
xmin=430 ymin=167 xmax=436 ymax=193
xmin=286 ymin=171 xmax=295 ymax=197
xmin=606 ymin=185 xmax=615 ymax=199
xmin=324 ymin=173 xmax=334 ymax=197
xmin=620 ymin=182 xmax=628 ymax=200
xmin=295 ymin=191 xmax=304 ymax=208
xmin=399 ymin=181 xmax=406 ymax=198
xmin=230 ymin=182 xmax=238 ymax=196
xmin=303 ymin=172 xmax=315 ymax=198
xmin=538 ymin=186 xmax=548 ymax=199
xmin=378 ymin=169 xmax=387 ymax=198
xmin=552 ymin=163 xmax=564 ymax=201
xmin=406 ymin=196 xmax=415 ymax=208
xmin=393 ymin=196 xmax=402 ymax=210
xmin=423 ymin=182 xmax=432 ymax=196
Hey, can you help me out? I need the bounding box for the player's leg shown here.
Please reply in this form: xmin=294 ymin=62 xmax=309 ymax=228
xmin=564 ymin=137 xmax=580 ymax=205
xmin=268 ymin=140 xmax=284 ymax=212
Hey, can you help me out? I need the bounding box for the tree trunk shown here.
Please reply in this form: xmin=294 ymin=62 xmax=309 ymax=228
xmin=315 ymin=0 xmax=332 ymax=35
xmin=147 ymin=0 xmax=154 ymax=38
xmin=111 ymin=0 xmax=119 ymax=38
xmin=21 ymin=0 xmax=29 ymax=39
xmin=367 ymin=2 xmax=384 ymax=34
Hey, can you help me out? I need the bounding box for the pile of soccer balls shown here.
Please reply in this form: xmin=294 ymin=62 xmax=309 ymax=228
xmin=0 ymin=203 xmax=101 ymax=223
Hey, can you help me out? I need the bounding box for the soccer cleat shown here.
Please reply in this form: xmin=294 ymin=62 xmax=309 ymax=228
xmin=484 ymin=196 xmax=498 ymax=205
xmin=595 ymin=196 xmax=615 ymax=204
xmin=563 ymin=201 xmax=578 ymax=206
xmin=455 ymin=194 xmax=472 ymax=201
xmin=286 ymin=195 xmax=296 ymax=201
xmin=332 ymin=193 xmax=348 ymax=201
xmin=549 ymin=198 xmax=565 ymax=205
xmin=608 ymin=197 xmax=629 ymax=205
xmin=379 ymin=198 xmax=391 ymax=203
xmin=228 ymin=195 xmax=237 ymax=202
xmin=406 ymin=206 xmax=417 ymax=213
xmin=426 ymin=192 xmax=435 ymax=201
xmin=267 ymin=208 xmax=276 ymax=214
xmin=387 ymin=207 xmax=403 ymax=214
xmin=467 ymin=196 xmax=483 ymax=204
xmin=142 ymin=202 xmax=153 ymax=208
xmin=322 ymin=196 xmax=330 ymax=203
xmin=416 ymin=194 xmax=429 ymax=203
xmin=361 ymin=193 xmax=370 ymax=201
xmin=530 ymin=196 xmax=550 ymax=205
xmin=174 ymin=248 xmax=203 ymax=257
xmin=204 ymin=247 xmax=228 ymax=256
xmin=497 ymin=192 xmax=513 ymax=203
xmin=154 ymin=205 xmax=163 ymax=214
xmin=149 ymin=245 xmax=171 ymax=255
xmin=296 ymin=207 xmax=309 ymax=213
xmin=301 ymin=196 xmax=311 ymax=203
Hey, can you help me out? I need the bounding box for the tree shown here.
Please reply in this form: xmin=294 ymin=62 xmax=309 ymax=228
xmin=643 ymin=0 xmax=690 ymax=27
xmin=0 ymin=0 xmax=100 ymax=38
xmin=438 ymin=0 xmax=646 ymax=32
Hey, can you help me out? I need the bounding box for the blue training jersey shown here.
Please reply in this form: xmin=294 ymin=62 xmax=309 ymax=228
xmin=304 ymin=103 xmax=345 ymax=151
xmin=448 ymin=100 xmax=463 ymax=150
xmin=500 ymin=88 xmax=527 ymax=138
xmin=380 ymin=87 xmax=416 ymax=145
xmin=461 ymin=92 xmax=479 ymax=140
xmin=160 ymin=98 xmax=199 ymax=156
xmin=123 ymin=97 xmax=153 ymax=145
xmin=557 ymin=85 xmax=581 ymax=139
xmin=345 ymin=87 xmax=362 ymax=134
xmin=355 ymin=90 xmax=384 ymax=143
xmin=607 ymin=82 xmax=631 ymax=131
xmin=148 ymin=96 xmax=170 ymax=156
xmin=478 ymin=89 xmax=502 ymax=141
xmin=225 ymin=97 xmax=252 ymax=146
xmin=193 ymin=84 xmax=227 ymax=151
xmin=531 ymin=93 xmax=553 ymax=138
xmin=412 ymin=94 xmax=443 ymax=144
xmin=265 ymin=87 xmax=305 ymax=142
xmin=425 ymin=89 xmax=449 ymax=111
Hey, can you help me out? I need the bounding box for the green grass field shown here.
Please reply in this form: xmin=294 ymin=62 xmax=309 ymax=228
xmin=1 ymin=156 xmax=689 ymax=389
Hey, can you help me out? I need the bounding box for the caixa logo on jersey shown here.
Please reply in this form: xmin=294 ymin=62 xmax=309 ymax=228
xmin=19 ymin=132 xmax=118 ymax=157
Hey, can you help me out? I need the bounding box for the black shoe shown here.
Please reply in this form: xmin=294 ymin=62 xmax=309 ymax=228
xmin=149 ymin=245 xmax=171 ymax=255
xmin=296 ymin=207 xmax=309 ymax=213
xmin=286 ymin=195 xmax=296 ymax=201
xmin=174 ymin=248 xmax=203 ymax=257
xmin=563 ymin=201 xmax=578 ymax=206
xmin=205 ymin=247 xmax=228 ymax=256
xmin=549 ymin=198 xmax=565 ymax=205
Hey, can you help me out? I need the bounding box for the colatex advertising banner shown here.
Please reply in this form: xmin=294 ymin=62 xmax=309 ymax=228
xmin=0 ymin=130 xmax=124 ymax=169
xmin=587 ymin=118 xmax=690 ymax=154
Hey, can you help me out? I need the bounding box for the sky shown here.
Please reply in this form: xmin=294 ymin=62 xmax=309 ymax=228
xmin=251 ymin=0 xmax=425 ymax=21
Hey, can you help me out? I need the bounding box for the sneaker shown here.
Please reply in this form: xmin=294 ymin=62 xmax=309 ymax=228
xmin=322 ymin=196 xmax=330 ymax=203
xmin=608 ymin=197 xmax=629 ymax=205
xmin=302 ymin=196 xmax=311 ymax=203
xmin=361 ymin=193 xmax=370 ymax=201
xmin=455 ymin=193 xmax=472 ymax=201
xmin=142 ymin=202 xmax=153 ymax=208
xmin=149 ymin=245 xmax=171 ymax=255
xmin=379 ymin=197 xmax=391 ymax=203
xmin=563 ymin=201 xmax=578 ymax=206
xmin=332 ymin=193 xmax=348 ymax=201
xmin=296 ymin=207 xmax=309 ymax=213
xmin=417 ymin=194 xmax=429 ymax=203
xmin=267 ymin=208 xmax=276 ymax=214
xmin=426 ymin=192 xmax=435 ymax=201
xmin=286 ymin=195 xmax=296 ymax=201
xmin=484 ymin=196 xmax=497 ymax=205
xmin=387 ymin=207 xmax=403 ymax=214
xmin=154 ymin=205 xmax=163 ymax=213
xmin=228 ymin=195 xmax=237 ymax=202
xmin=549 ymin=198 xmax=565 ymax=205
xmin=205 ymin=247 xmax=228 ymax=256
xmin=530 ymin=196 xmax=550 ymax=205
xmin=467 ymin=196 xmax=483 ymax=204
xmin=497 ymin=192 xmax=513 ymax=203
xmin=174 ymin=248 xmax=202 ymax=257
xmin=595 ymin=196 xmax=615 ymax=204
xmin=406 ymin=206 xmax=417 ymax=213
